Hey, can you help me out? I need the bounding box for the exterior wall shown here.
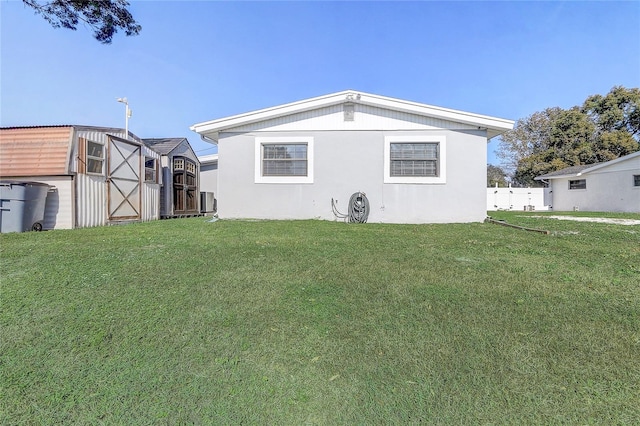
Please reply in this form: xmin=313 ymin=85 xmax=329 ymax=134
xmin=549 ymin=158 xmax=640 ymax=212
xmin=141 ymin=182 xmax=160 ymax=222
xmin=141 ymin=144 xmax=161 ymax=222
xmin=200 ymin=160 xmax=218 ymax=194
xmin=0 ymin=176 xmax=74 ymax=230
xmin=217 ymin=129 xmax=487 ymax=223
xmin=487 ymin=187 xmax=550 ymax=211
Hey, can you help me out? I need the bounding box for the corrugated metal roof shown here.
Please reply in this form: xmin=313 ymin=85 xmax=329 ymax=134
xmin=0 ymin=126 xmax=73 ymax=177
xmin=142 ymin=138 xmax=187 ymax=155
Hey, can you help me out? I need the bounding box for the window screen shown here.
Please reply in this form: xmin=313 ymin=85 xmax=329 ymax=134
xmin=390 ymin=143 xmax=438 ymax=177
xmin=262 ymin=144 xmax=308 ymax=176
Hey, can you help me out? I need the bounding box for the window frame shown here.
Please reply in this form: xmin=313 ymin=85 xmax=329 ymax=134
xmin=568 ymin=179 xmax=587 ymax=190
xmin=85 ymin=140 xmax=105 ymax=175
xmin=255 ymin=137 xmax=314 ymax=184
xmin=634 ymin=175 xmax=640 ymax=187
xmin=144 ymin=157 xmax=157 ymax=183
xmin=384 ymin=135 xmax=446 ymax=184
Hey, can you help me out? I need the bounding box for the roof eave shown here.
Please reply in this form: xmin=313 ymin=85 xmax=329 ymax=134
xmin=190 ymin=90 xmax=514 ymax=137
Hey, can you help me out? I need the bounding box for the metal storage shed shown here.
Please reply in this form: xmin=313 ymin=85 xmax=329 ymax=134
xmin=0 ymin=125 xmax=161 ymax=229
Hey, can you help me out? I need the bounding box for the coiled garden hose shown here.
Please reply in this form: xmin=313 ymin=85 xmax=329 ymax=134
xmin=331 ymin=192 xmax=370 ymax=223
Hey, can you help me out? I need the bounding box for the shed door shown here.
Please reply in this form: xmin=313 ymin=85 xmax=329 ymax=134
xmin=107 ymin=136 xmax=141 ymax=221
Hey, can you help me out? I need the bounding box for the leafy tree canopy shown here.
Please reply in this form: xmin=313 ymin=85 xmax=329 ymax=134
xmin=23 ymin=0 xmax=141 ymax=44
xmin=497 ymin=86 xmax=640 ymax=186
xmin=487 ymin=164 xmax=508 ymax=187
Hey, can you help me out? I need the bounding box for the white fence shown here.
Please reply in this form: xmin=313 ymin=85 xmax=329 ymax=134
xmin=487 ymin=185 xmax=550 ymax=211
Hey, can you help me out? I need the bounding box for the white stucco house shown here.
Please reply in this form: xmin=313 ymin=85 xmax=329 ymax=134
xmin=190 ymin=90 xmax=513 ymax=223
xmin=534 ymin=151 xmax=640 ymax=213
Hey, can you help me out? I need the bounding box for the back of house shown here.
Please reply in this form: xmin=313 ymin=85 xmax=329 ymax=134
xmin=191 ymin=90 xmax=513 ymax=223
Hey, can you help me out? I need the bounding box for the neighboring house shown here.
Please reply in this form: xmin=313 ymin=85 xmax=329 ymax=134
xmin=198 ymin=153 xmax=218 ymax=214
xmin=0 ymin=125 xmax=161 ymax=230
xmin=534 ymin=151 xmax=640 ymax=213
xmin=142 ymin=138 xmax=201 ymax=218
xmin=191 ymin=90 xmax=514 ymax=223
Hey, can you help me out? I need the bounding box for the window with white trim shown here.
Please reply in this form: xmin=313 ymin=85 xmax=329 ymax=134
xmin=390 ymin=143 xmax=439 ymax=177
xmin=86 ymin=141 xmax=104 ymax=175
xmin=255 ymin=137 xmax=314 ymax=183
xmin=569 ymin=179 xmax=586 ymax=190
xmin=634 ymin=175 xmax=640 ymax=187
xmin=384 ymin=136 xmax=446 ymax=184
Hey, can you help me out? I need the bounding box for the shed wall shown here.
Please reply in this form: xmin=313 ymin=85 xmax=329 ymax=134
xmin=217 ymin=129 xmax=487 ymax=223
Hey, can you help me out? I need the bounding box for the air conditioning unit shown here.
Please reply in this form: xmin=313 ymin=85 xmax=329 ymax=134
xmin=200 ymin=192 xmax=216 ymax=213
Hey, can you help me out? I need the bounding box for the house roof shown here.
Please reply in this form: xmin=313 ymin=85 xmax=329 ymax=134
xmin=190 ymin=90 xmax=514 ymax=142
xmin=198 ymin=154 xmax=218 ymax=165
xmin=142 ymin=138 xmax=188 ymax=155
xmin=535 ymin=151 xmax=640 ymax=180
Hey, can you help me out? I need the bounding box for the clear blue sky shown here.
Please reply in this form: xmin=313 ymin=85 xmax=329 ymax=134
xmin=2 ymin=1 xmax=639 ymax=165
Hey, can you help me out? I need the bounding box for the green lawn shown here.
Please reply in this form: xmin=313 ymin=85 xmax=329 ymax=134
xmin=1 ymin=212 xmax=639 ymax=424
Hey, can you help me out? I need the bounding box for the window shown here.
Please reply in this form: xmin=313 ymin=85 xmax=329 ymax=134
xmin=255 ymin=137 xmax=314 ymax=183
xmin=263 ymin=144 xmax=307 ymax=176
xmin=86 ymin=141 xmax=104 ymax=174
xmin=634 ymin=175 xmax=640 ymax=187
xmin=145 ymin=157 xmax=157 ymax=183
xmin=173 ymin=158 xmax=184 ymax=170
xmin=384 ymin=136 xmax=446 ymax=184
xmin=390 ymin=143 xmax=438 ymax=177
xmin=569 ymin=179 xmax=586 ymax=190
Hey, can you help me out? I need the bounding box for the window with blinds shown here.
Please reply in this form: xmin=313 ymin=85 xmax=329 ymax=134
xmin=262 ymin=144 xmax=308 ymax=176
xmin=569 ymin=179 xmax=586 ymax=190
xmin=389 ymin=143 xmax=438 ymax=177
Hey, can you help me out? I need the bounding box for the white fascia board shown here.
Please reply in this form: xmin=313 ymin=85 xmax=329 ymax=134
xmin=198 ymin=154 xmax=218 ymax=164
xmin=190 ymin=91 xmax=351 ymax=135
xmin=190 ymin=90 xmax=514 ymax=137
xmin=534 ymin=173 xmax=581 ymax=181
xmin=580 ymin=151 xmax=640 ymax=174
xmin=357 ymin=92 xmax=514 ymax=133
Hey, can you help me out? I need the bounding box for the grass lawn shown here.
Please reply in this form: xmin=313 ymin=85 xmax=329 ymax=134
xmin=1 ymin=212 xmax=639 ymax=424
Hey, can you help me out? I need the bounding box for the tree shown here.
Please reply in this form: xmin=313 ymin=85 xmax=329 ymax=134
xmin=496 ymin=107 xmax=563 ymax=172
xmin=22 ymin=0 xmax=141 ymax=44
xmin=497 ymin=86 xmax=640 ymax=186
xmin=487 ymin=164 xmax=508 ymax=187
xmin=582 ymin=86 xmax=640 ymax=138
